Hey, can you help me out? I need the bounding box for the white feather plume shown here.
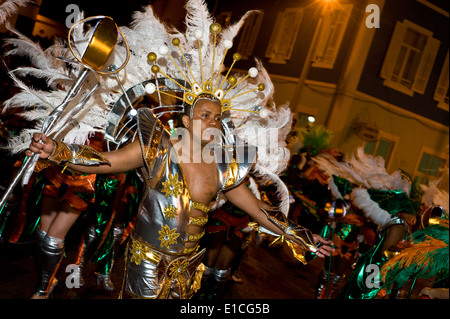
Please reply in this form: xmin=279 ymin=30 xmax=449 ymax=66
xmin=351 ymin=187 xmax=392 ymax=228
xmin=313 ymin=146 xmax=415 ymax=227
xmin=420 ymin=177 xmax=449 ymax=215
xmin=313 ymin=146 xmax=411 ymax=193
xmin=252 ymin=164 xmax=290 ymax=216
xmin=0 ymin=0 xmax=29 ymax=26
xmin=248 ymin=176 xmax=261 ymax=200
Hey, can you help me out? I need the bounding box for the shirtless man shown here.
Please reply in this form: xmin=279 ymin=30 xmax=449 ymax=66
xmin=27 ymin=97 xmax=334 ymax=299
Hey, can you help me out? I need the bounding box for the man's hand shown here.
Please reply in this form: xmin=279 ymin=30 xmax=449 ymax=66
xmin=311 ymin=234 xmax=335 ymax=258
xmin=25 ymin=133 xmax=55 ymax=159
xmin=225 ymin=183 xmax=336 ymax=259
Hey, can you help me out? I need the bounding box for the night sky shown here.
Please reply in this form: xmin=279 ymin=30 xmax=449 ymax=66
xmin=426 ymin=0 xmax=449 ymax=12
xmin=38 ymin=0 xmax=152 ymax=26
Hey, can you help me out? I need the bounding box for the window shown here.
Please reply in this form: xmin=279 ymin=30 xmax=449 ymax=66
xmin=312 ymin=4 xmax=353 ymax=69
xmin=434 ymin=50 xmax=449 ymax=111
xmin=413 ymin=148 xmax=448 ymax=188
xmin=364 ymin=139 xmax=395 ymax=162
xmin=380 ymin=20 xmax=440 ymax=96
xmin=265 ymin=8 xmax=303 ymax=64
xmin=237 ymin=11 xmax=264 ymax=60
xmin=364 ymin=131 xmax=398 ymax=168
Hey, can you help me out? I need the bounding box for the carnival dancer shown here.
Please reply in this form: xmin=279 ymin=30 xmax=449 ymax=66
xmin=28 ymin=135 xmax=105 ymax=299
xmin=283 ymin=124 xmax=337 ymax=234
xmin=280 ymin=125 xmax=363 ymax=298
xmin=379 ymin=212 xmax=448 ymax=298
xmin=314 ymin=176 xmax=369 ymax=299
xmin=2 ymin=0 xmax=335 ymax=299
xmin=200 ymin=178 xmax=257 ymax=299
xmin=378 ymin=178 xmax=449 ymax=299
xmin=74 ymin=170 xmax=142 ymax=291
xmin=312 ymin=147 xmax=419 ymax=299
xmin=29 ymin=96 xmax=336 ymax=299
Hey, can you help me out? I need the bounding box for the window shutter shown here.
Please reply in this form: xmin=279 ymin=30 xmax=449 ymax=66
xmin=237 ymin=12 xmax=264 ymax=59
xmin=265 ymin=8 xmax=303 ymax=63
xmin=434 ymin=51 xmax=449 ymax=103
xmin=380 ymin=21 xmax=407 ymax=80
xmin=412 ymin=37 xmax=440 ymax=94
xmin=319 ymin=5 xmax=352 ymax=68
xmin=280 ymin=9 xmax=303 ymax=60
xmin=265 ymin=12 xmax=284 ymax=59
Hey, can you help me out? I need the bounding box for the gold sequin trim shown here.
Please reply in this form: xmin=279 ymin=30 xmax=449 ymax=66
xmin=168 ymin=259 xmax=189 ymax=281
xmin=48 ymin=141 xmax=108 ymax=166
xmin=143 ymin=121 xmax=163 ymax=166
xmin=48 ymin=140 xmax=73 ymax=164
xmin=130 ymin=239 xmax=149 ymax=265
xmin=158 ymin=224 xmax=180 ymax=250
xmin=188 ymin=216 xmax=208 ymax=227
xmin=161 ymin=173 xmax=183 ymax=198
xmin=185 ymin=230 xmax=205 ymax=242
xmin=129 ymin=237 xmax=162 ymax=266
xmin=163 ymin=204 xmax=177 ymax=220
xmin=182 ymin=245 xmax=199 ymax=255
xmin=191 ymin=200 xmax=209 ymax=214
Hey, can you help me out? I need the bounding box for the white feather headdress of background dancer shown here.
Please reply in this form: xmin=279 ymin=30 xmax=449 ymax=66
xmin=420 ymin=175 xmax=449 ymax=215
xmin=312 ymin=146 xmax=414 ymax=228
xmin=2 ymin=0 xmax=292 ymax=214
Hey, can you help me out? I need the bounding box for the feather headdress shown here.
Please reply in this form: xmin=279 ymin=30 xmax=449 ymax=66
xmin=420 ymin=177 xmax=449 ymax=215
xmin=121 ymin=0 xmax=292 ymax=214
xmin=312 ymin=147 xmax=415 ymax=227
xmin=2 ymin=1 xmax=292 ymax=214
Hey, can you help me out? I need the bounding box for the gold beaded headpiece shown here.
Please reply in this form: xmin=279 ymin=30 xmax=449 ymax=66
xmin=144 ymin=22 xmax=266 ymax=119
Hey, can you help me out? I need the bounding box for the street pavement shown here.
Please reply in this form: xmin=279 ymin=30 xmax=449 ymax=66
xmin=0 ymin=233 xmax=324 ymax=300
xmin=0 ymin=230 xmax=433 ymax=301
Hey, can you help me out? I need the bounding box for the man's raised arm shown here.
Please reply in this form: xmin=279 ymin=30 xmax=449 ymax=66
xmin=26 ymin=133 xmax=144 ymax=174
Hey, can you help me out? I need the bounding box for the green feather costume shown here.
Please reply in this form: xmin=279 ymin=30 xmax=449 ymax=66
xmin=380 ymin=224 xmax=449 ymax=294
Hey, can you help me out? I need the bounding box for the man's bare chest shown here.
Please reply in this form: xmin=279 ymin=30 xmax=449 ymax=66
xmin=181 ymin=162 xmax=219 ymax=203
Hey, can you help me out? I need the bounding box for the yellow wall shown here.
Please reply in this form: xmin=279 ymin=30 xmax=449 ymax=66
xmin=274 ymin=78 xmax=449 ymax=191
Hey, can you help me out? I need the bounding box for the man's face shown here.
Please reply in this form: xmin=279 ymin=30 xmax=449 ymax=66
xmin=184 ymin=98 xmax=222 ymax=145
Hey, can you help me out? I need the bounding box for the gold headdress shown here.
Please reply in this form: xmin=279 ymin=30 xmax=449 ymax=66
xmin=143 ymin=23 xmax=267 ymax=119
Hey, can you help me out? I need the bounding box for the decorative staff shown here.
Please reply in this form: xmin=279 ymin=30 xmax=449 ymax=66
xmin=323 ymin=198 xmax=348 ymax=298
xmin=0 ymin=16 xmax=128 ymax=214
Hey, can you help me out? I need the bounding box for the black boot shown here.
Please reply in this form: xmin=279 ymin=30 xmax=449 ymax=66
xmin=195 ymin=265 xmax=214 ymax=299
xmin=34 ymin=228 xmax=46 ymax=265
xmin=315 ymin=269 xmax=331 ymax=299
xmin=95 ymin=227 xmax=124 ymax=291
xmin=74 ymin=226 xmax=97 ymax=288
xmin=33 ymin=235 xmax=64 ymax=298
xmin=210 ymin=268 xmax=231 ymax=299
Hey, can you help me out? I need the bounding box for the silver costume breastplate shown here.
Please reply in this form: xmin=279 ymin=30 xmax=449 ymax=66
xmin=134 ymin=108 xmax=257 ymax=255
